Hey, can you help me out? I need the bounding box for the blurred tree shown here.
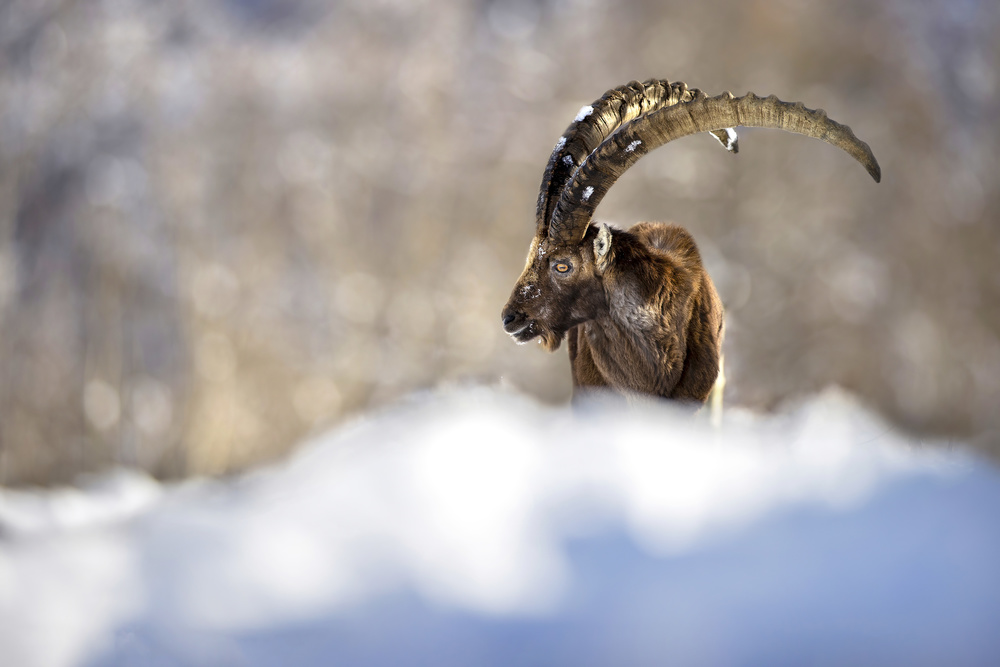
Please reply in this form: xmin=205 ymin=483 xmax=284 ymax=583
xmin=0 ymin=0 xmax=997 ymax=485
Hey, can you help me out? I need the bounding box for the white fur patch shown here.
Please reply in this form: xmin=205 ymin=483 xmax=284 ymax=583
xmin=524 ymin=238 xmax=539 ymax=271
xmin=724 ymin=127 xmax=738 ymax=150
xmin=609 ymin=283 xmax=657 ymax=332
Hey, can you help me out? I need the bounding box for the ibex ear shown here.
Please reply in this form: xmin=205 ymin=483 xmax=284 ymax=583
xmin=709 ymin=127 xmax=739 ymax=153
xmin=593 ymin=224 xmax=612 ymax=269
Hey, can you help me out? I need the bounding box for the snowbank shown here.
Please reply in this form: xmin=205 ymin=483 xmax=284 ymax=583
xmin=1 ymin=388 xmax=998 ymax=666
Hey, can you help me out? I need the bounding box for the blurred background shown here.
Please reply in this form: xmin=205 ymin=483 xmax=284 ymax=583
xmin=0 ymin=0 xmax=997 ymax=486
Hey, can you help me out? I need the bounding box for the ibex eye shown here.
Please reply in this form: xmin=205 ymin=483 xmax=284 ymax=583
xmin=554 ymin=263 xmax=570 ymax=273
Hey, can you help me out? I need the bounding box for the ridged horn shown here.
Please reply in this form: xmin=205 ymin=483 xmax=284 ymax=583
xmin=536 ymin=79 xmax=721 ymax=238
xmin=546 ymin=91 xmax=881 ymax=246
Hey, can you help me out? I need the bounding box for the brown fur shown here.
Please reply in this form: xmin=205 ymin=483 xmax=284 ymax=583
xmin=502 ymin=222 xmax=724 ymax=404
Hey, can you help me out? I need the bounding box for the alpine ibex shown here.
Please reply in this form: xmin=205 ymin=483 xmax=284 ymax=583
xmin=501 ymin=79 xmax=880 ymax=404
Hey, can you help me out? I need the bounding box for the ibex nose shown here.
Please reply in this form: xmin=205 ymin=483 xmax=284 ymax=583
xmin=501 ymin=309 xmax=526 ymax=333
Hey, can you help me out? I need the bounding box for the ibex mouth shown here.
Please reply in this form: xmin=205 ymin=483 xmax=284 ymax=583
xmin=502 ymin=309 xmax=533 ymax=337
xmin=510 ymin=322 xmax=539 ymax=344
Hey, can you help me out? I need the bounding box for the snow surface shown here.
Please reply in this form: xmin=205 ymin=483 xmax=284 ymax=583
xmin=574 ymin=105 xmax=594 ymax=122
xmin=582 ymin=186 xmax=594 ymax=202
xmin=625 ymin=139 xmax=642 ymax=153
xmin=1 ymin=387 xmax=999 ymax=667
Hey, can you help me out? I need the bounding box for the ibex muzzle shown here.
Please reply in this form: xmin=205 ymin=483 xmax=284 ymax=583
xmin=502 ymin=79 xmax=880 ymax=403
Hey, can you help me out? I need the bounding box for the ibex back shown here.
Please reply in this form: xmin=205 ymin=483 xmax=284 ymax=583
xmin=501 ymin=79 xmax=881 ymax=404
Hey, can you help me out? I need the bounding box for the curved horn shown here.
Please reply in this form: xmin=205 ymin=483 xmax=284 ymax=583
xmin=535 ymin=79 xmax=716 ymax=238
xmin=546 ymin=91 xmax=882 ymax=245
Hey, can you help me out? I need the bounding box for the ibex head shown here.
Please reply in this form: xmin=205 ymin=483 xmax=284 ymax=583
xmin=501 ymin=223 xmax=612 ymax=351
xmin=501 ymin=80 xmax=880 ymax=353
